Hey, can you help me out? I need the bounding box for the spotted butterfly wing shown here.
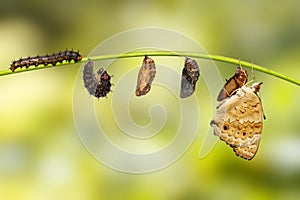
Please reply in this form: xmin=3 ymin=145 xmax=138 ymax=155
xmin=210 ymin=82 xmax=264 ymax=160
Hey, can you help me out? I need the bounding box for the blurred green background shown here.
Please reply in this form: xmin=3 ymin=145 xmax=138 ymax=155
xmin=1 ymin=0 xmax=300 ymax=199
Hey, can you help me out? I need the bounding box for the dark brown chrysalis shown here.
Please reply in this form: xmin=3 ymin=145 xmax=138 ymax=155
xmin=83 ymin=60 xmax=112 ymax=98
xmin=10 ymin=49 xmax=82 ymax=72
xmin=135 ymin=56 xmax=156 ymax=96
xmin=180 ymin=57 xmax=200 ymax=98
xmin=217 ymin=65 xmax=248 ymax=101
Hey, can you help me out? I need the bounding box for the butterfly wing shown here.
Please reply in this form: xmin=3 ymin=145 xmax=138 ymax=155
xmin=210 ymin=84 xmax=264 ymax=160
xmin=233 ymin=139 xmax=260 ymax=160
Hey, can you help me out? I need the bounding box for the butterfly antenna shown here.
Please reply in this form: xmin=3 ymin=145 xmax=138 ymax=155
xmin=251 ymin=61 xmax=255 ymax=81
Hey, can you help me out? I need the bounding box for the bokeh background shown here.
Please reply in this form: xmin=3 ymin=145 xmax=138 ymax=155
xmin=1 ymin=0 xmax=300 ymax=199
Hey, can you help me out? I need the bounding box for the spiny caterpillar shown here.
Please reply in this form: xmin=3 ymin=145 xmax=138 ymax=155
xmin=10 ymin=49 xmax=82 ymax=72
xmin=83 ymin=59 xmax=112 ymax=98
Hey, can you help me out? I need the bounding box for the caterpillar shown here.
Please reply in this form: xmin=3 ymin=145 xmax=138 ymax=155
xmin=10 ymin=49 xmax=82 ymax=72
xmin=135 ymin=56 xmax=156 ymax=96
xmin=83 ymin=59 xmax=112 ymax=98
xmin=180 ymin=57 xmax=200 ymax=98
xmin=217 ymin=65 xmax=248 ymax=101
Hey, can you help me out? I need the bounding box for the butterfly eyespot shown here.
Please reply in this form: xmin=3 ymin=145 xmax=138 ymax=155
xmin=223 ymin=125 xmax=229 ymax=130
xmin=10 ymin=49 xmax=82 ymax=72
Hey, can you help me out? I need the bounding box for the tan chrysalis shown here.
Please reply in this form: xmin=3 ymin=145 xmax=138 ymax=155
xmin=135 ymin=56 xmax=156 ymax=96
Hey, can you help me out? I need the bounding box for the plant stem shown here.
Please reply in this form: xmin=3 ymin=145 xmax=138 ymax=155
xmin=1 ymin=51 xmax=299 ymax=86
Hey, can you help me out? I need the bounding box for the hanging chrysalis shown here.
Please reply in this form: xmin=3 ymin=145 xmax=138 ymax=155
xmin=83 ymin=60 xmax=112 ymax=98
xmin=180 ymin=57 xmax=200 ymax=98
xmin=217 ymin=65 xmax=248 ymax=101
xmin=135 ymin=56 xmax=156 ymax=96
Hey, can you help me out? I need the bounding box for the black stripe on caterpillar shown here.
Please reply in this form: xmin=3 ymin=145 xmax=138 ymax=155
xmin=10 ymin=49 xmax=82 ymax=72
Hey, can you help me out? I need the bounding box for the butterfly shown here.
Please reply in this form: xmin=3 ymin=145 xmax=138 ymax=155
xmin=210 ymin=82 xmax=265 ymax=160
xmin=135 ymin=56 xmax=156 ymax=96
xmin=180 ymin=57 xmax=200 ymax=98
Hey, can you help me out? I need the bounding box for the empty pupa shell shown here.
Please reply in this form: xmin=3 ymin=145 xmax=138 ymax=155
xmin=217 ymin=65 xmax=248 ymax=101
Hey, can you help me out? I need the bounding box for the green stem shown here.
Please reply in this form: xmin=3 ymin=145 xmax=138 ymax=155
xmin=1 ymin=51 xmax=299 ymax=86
